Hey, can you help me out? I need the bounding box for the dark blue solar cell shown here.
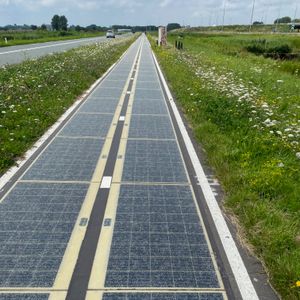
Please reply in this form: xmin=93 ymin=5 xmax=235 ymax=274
xmin=107 ymin=257 xmax=129 ymax=271
xmin=151 ymin=257 xmax=172 ymax=271
xmin=128 ymin=271 xmax=151 ymax=287
xmin=102 ymin=294 xmax=126 ymax=300
xmin=129 ymin=257 xmax=150 ymax=271
xmin=105 ymin=271 xmax=128 ymax=287
xmin=173 ymin=272 xmax=197 ymax=287
xmin=151 ymin=272 xmax=174 ymax=287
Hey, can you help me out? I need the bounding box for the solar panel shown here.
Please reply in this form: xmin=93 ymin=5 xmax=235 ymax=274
xmin=0 ymin=182 xmax=88 ymax=287
xmin=59 ymin=113 xmax=113 ymax=138
xmin=132 ymin=99 xmax=168 ymax=115
xmin=129 ymin=115 xmax=175 ymax=139
xmin=102 ymin=294 xmax=224 ymax=300
xmin=22 ymin=137 xmax=104 ymax=181
xmin=105 ymin=185 xmax=219 ymax=288
xmin=122 ymin=140 xmax=187 ymax=183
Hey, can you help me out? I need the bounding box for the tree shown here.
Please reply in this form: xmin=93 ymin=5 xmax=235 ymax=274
xmin=59 ymin=15 xmax=68 ymax=31
xmin=30 ymin=25 xmax=38 ymax=30
xmin=51 ymin=15 xmax=68 ymax=31
xmin=274 ymin=16 xmax=291 ymax=24
xmin=51 ymin=14 xmax=60 ymax=31
xmin=167 ymin=23 xmax=181 ymax=31
xmin=41 ymin=24 xmax=47 ymax=30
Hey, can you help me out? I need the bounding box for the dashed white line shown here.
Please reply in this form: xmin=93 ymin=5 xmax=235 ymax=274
xmin=100 ymin=176 xmax=112 ymax=189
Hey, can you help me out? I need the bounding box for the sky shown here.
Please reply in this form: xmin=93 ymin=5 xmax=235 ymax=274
xmin=0 ymin=0 xmax=299 ymax=27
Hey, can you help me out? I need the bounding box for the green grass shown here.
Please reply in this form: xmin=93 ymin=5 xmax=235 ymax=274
xmin=0 ymin=35 xmax=137 ymax=174
xmin=150 ymin=32 xmax=300 ymax=299
xmin=0 ymin=30 xmax=105 ymax=47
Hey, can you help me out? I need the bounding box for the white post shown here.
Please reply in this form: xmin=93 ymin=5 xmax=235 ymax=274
xmin=158 ymin=26 xmax=167 ymax=46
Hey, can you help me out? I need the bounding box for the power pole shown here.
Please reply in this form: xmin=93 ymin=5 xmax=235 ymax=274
xmin=221 ymin=0 xmax=227 ymax=31
xmin=249 ymin=0 xmax=256 ymax=31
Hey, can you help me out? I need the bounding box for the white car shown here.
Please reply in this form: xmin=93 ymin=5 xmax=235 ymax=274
xmin=106 ymin=30 xmax=115 ymax=38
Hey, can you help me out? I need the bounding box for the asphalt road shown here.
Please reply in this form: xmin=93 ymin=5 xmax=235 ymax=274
xmin=0 ymin=35 xmax=278 ymax=300
xmin=0 ymin=35 xmax=127 ymax=66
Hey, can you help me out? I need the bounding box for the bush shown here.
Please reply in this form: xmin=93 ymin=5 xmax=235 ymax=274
xmin=246 ymin=40 xmax=293 ymax=60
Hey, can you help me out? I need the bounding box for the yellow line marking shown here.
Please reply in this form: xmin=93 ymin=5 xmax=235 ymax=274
xmin=52 ymin=182 xmax=101 ymax=290
xmin=48 ymin=291 xmax=67 ymax=300
xmin=86 ymin=291 xmax=104 ymax=300
xmin=88 ymin=37 xmax=144 ymax=291
xmin=88 ymin=184 xmax=121 ymax=289
xmin=51 ymin=40 xmax=141 ymax=293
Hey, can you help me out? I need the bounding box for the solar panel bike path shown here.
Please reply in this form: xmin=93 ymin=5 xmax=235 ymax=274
xmin=84 ymin=38 xmax=228 ymax=300
xmin=0 ymin=35 xmax=262 ymax=300
xmin=0 ymin=37 xmax=141 ymax=300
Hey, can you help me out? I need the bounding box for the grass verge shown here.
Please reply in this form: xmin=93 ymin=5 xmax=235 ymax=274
xmin=150 ymin=33 xmax=300 ymax=299
xmin=0 ymin=35 xmax=137 ymax=174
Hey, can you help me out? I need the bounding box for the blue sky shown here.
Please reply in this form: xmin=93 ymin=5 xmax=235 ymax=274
xmin=0 ymin=0 xmax=299 ymax=27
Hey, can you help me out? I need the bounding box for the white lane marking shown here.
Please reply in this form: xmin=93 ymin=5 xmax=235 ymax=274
xmin=119 ymin=116 xmax=125 ymax=121
xmin=100 ymin=176 xmax=112 ymax=189
xmin=0 ymin=37 xmax=103 ymax=55
xmin=126 ymin=91 xmax=131 ymax=94
xmin=152 ymin=52 xmax=259 ymax=300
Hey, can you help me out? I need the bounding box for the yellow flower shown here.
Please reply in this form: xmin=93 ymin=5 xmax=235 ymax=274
xmin=296 ymin=281 xmax=300 ymax=287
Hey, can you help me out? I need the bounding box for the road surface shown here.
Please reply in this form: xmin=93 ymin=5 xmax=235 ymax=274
xmin=0 ymin=35 xmax=277 ymax=300
xmin=0 ymin=35 xmax=127 ymax=66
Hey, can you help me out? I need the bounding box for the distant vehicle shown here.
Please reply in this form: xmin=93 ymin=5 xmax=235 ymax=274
xmin=106 ymin=30 xmax=115 ymax=38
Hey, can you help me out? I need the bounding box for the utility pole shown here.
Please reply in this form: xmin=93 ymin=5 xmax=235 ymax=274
xmin=221 ymin=0 xmax=227 ymax=31
xmin=249 ymin=0 xmax=256 ymax=31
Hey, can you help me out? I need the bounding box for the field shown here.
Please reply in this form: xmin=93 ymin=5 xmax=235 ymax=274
xmin=0 ymin=30 xmax=105 ymax=47
xmin=184 ymin=24 xmax=296 ymax=33
xmin=151 ymin=32 xmax=300 ymax=299
xmin=0 ymin=35 xmax=136 ymax=174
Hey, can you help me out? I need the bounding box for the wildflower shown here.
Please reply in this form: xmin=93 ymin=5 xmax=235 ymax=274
xmin=276 ymin=131 xmax=282 ymax=135
xmin=277 ymin=80 xmax=284 ymax=83
xmin=1 ymin=111 xmax=6 ymax=114
xmin=296 ymin=153 xmax=300 ymax=159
